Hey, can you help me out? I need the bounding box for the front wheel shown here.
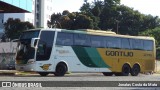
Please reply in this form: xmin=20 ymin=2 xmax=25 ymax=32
xmin=131 ymin=64 xmax=140 ymax=76
xmin=54 ymin=63 xmax=67 ymax=76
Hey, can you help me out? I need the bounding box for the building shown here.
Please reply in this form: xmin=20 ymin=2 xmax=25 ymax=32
xmin=0 ymin=0 xmax=54 ymax=34
xmin=0 ymin=0 xmax=33 ymax=36
xmin=35 ymin=0 xmax=54 ymax=28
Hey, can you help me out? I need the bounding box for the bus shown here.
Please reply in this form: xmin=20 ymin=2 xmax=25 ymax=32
xmin=15 ymin=28 xmax=156 ymax=76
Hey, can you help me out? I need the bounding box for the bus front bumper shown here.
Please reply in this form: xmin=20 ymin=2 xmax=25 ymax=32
xmin=15 ymin=63 xmax=36 ymax=72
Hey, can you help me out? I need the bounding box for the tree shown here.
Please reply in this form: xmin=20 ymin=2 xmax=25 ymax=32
xmin=140 ymin=27 xmax=160 ymax=45
xmin=2 ymin=18 xmax=34 ymax=41
xmin=80 ymin=0 xmax=160 ymax=35
xmin=48 ymin=11 xmax=94 ymax=30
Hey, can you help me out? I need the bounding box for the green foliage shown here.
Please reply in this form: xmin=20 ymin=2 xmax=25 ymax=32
xmin=140 ymin=27 xmax=160 ymax=45
xmin=156 ymin=47 xmax=160 ymax=60
xmin=48 ymin=11 xmax=94 ymax=30
xmin=48 ymin=0 xmax=160 ymax=36
xmin=80 ymin=0 xmax=160 ymax=35
xmin=3 ymin=18 xmax=34 ymax=41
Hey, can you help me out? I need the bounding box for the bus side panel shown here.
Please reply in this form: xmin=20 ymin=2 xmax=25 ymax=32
xmin=53 ymin=46 xmax=112 ymax=72
xmin=97 ymin=48 xmax=155 ymax=72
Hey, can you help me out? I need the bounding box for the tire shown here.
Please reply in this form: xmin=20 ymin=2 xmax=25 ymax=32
xmin=38 ymin=72 xmax=49 ymax=76
xmin=54 ymin=63 xmax=67 ymax=76
xmin=102 ymin=72 xmax=113 ymax=76
xmin=131 ymin=64 xmax=140 ymax=76
xmin=121 ymin=64 xmax=130 ymax=76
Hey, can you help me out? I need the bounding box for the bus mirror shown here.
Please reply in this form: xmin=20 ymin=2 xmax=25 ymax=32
xmin=31 ymin=38 xmax=39 ymax=48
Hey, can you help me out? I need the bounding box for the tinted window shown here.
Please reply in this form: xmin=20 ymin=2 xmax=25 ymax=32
xmin=121 ymin=38 xmax=130 ymax=49
xmin=90 ymin=35 xmax=105 ymax=48
xmin=56 ymin=32 xmax=73 ymax=46
xmin=143 ymin=40 xmax=153 ymax=51
xmin=20 ymin=30 xmax=40 ymax=39
xmin=74 ymin=34 xmax=90 ymax=46
xmin=36 ymin=31 xmax=55 ymax=61
xmin=130 ymin=39 xmax=143 ymax=50
xmin=106 ymin=37 xmax=121 ymax=49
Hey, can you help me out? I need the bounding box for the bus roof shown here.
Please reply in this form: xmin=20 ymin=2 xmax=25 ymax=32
xmin=27 ymin=28 xmax=155 ymax=40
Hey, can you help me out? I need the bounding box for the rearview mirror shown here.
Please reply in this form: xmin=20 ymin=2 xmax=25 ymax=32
xmin=31 ymin=38 xmax=39 ymax=48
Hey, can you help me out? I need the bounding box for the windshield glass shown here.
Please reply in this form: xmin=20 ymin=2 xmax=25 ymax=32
xmin=20 ymin=30 xmax=40 ymax=40
xmin=16 ymin=30 xmax=40 ymax=64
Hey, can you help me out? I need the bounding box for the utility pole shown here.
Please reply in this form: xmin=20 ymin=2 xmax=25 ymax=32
xmin=116 ymin=20 xmax=119 ymax=34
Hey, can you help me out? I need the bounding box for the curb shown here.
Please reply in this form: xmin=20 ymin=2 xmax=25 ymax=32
xmin=0 ymin=70 xmax=17 ymax=76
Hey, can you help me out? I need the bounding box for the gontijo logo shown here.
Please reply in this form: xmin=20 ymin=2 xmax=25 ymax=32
xmin=40 ymin=64 xmax=52 ymax=71
xmin=106 ymin=50 xmax=133 ymax=57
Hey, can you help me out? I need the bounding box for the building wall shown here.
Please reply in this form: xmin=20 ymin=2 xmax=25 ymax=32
xmin=0 ymin=14 xmax=4 ymax=33
xmin=0 ymin=42 xmax=17 ymax=70
xmin=35 ymin=0 xmax=54 ymax=28
xmin=0 ymin=53 xmax=15 ymax=70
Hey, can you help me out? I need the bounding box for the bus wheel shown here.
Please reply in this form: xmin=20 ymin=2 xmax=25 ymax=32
xmin=131 ymin=64 xmax=140 ymax=76
xmin=54 ymin=63 xmax=67 ymax=76
xmin=38 ymin=72 xmax=49 ymax=76
xmin=121 ymin=64 xmax=130 ymax=76
xmin=102 ymin=72 xmax=113 ymax=76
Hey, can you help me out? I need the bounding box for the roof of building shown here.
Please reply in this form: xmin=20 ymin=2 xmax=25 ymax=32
xmin=0 ymin=1 xmax=31 ymax=13
xmin=0 ymin=42 xmax=17 ymax=53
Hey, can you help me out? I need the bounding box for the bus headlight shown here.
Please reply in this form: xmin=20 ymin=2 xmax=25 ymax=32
xmin=27 ymin=60 xmax=35 ymax=64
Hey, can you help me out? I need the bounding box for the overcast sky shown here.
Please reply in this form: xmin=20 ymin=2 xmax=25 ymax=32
xmin=52 ymin=0 xmax=160 ymax=17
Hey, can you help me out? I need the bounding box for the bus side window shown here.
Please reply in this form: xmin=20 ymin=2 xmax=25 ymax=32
xmin=130 ymin=39 xmax=143 ymax=50
xmin=56 ymin=32 xmax=73 ymax=46
xmin=90 ymin=35 xmax=105 ymax=48
xmin=143 ymin=40 xmax=153 ymax=51
xmin=106 ymin=37 xmax=121 ymax=49
xmin=74 ymin=34 xmax=90 ymax=46
xmin=121 ymin=38 xmax=130 ymax=49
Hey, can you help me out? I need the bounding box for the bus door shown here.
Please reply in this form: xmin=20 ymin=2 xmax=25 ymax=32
xmin=35 ymin=31 xmax=55 ymax=72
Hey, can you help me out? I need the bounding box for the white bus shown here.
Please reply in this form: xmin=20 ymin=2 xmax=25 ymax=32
xmin=15 ymin=28 xmax=156 ymax=76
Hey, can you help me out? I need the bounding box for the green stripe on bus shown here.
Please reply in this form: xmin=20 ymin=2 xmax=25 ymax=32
xmin=72 ymin=46 xmax=110 ymax=68
xmin=84 ymin=48 xmax=110 ymax=68
xmin=72 ymin=46 xmax=98 ymax=67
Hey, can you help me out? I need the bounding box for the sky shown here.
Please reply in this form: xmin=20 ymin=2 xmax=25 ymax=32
xmin=52 ymin=0 xmax=160 ymax=17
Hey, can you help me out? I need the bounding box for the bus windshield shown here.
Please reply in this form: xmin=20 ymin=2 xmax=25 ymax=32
xmin=16 ymin=30 xmax=40 ymax=64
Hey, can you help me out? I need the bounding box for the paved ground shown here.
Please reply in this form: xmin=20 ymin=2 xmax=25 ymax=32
xmin=0 ymin=73 xmax=160 ymax=90
xmin=0 ymin=60 xmax=160 ymax=90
